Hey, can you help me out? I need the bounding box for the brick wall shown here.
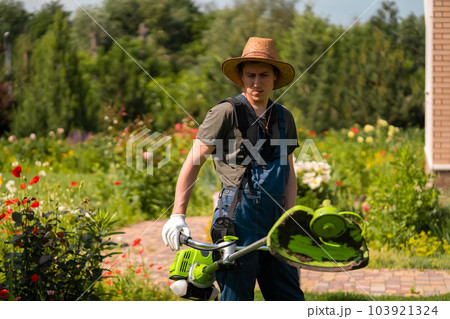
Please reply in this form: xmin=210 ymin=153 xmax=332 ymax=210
xmin=432 ymin=0 xmax=450 ymax=165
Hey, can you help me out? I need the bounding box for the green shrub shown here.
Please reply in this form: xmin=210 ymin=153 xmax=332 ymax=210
xmin=365 ymin=147 xmax=447 ymax=247
xmin=0 ymin=167 xmax=122 ymax=301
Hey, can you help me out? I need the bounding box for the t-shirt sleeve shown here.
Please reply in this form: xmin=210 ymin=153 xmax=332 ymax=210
xmin=196 ymin=102 xmax=234 ymax=144
xmin=283 ymin=107 xmax=299 ymax=155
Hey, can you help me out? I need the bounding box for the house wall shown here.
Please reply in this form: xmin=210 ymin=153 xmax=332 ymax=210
xmin=425 ymin=0 xmax=450 ymax=187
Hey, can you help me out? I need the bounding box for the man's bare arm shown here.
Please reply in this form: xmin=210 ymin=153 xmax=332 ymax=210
xmin=171 ymin=138 xmax=215 ymax=215
xmin=284 ymin=153 xmax=297 ymax=210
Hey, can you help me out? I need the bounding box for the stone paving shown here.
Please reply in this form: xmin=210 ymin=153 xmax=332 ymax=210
xmin=106 ymin=216 xmax=450 ymax=297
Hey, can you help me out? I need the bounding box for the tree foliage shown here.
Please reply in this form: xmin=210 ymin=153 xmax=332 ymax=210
xmin=0 ymin=0 xmax=426 ymax=136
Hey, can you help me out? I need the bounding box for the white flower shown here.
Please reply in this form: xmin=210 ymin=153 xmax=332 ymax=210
xmin=365 ymin=137 xmax=374 ymax=144
xmin=357 ymin=136 xmax=364 ymax=143
xmin=308 ymin=176 xmax=323 ymax=190
xmin=38 ymin=170 xmax=46 ymax=177
xmin=57 ymin=128 xmax=64 ymax=135
xmin=8 ymin=135 xmax=16 ymax=142
xmin=6 ymin=180 xmax=16 ymax=193
xmin=35 ymin=161 xmax=42 ymax=167
xmin=49 ymin=131 xmax=55 ymax=136
xmin=29 ymin=133 xmax=37 ymax=140
xmin=12 ymin=161 xmax=18 ymax=167
xmin=348 ymin=131 xmax=355 ymax=138
xmin=43 ymin=162 xmax=50 ymax=167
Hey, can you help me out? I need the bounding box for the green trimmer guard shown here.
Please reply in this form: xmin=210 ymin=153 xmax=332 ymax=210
xmin=267 ymin=205 xmax=369 ymax=272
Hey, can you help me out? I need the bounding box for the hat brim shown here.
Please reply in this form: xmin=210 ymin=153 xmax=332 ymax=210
xmin=222 ymin=57 xmax=295 ymax=90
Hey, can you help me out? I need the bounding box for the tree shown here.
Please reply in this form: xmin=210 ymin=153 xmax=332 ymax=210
xmin=11 ymin=10 xmax=99 ymax=137
xmin=0 ymin=0 xmax=28 ymax=43
xmin=27 ymin=0 xmax=69 ymax=41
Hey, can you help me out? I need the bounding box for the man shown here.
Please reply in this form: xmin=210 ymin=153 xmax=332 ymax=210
xmin=162 ymin=37 xmax=304 ymax=301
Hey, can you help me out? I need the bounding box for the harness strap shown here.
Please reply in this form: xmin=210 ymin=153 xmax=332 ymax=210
xmin=212 ymin=96 xmax=286 ymax=242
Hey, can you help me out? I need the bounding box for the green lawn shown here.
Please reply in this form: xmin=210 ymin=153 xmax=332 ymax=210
xmin=254 ymin=290 xmax=450 ymax=301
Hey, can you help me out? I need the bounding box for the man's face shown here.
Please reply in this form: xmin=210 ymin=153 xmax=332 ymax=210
xmin=240 ymin=62 xmax=277 ymax=105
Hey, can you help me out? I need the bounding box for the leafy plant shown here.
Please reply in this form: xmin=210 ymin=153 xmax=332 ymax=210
xmin=0 ymin=166 xmax=122 ymax=301
xmin=364 ymin=147 xmax=447 ymax=247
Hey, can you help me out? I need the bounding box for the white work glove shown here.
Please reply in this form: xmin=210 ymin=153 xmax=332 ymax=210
xmin=162 ymin=214 xmax=191 ymax=251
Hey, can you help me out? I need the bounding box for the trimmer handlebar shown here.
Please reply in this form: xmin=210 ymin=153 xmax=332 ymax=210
xmin=179 ymin=232 xmax=191 ymax=246
xmin=178 ymin=232 xmax=269 ymax=252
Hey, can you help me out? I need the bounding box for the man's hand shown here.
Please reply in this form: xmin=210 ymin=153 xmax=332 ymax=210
xmin=161 ymin=214 xmax=191 ymax=251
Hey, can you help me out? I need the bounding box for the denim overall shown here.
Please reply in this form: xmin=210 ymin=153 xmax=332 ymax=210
xmin=210 ymin=96 xmax=305 ymax=301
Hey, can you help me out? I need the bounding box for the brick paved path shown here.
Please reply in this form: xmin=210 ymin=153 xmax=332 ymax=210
xmin=107 ymin=216 xmax=450 ymax=297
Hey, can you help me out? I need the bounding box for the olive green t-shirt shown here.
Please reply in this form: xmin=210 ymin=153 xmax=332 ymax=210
xmin=197 ymin=99 xmax=299 ymax=188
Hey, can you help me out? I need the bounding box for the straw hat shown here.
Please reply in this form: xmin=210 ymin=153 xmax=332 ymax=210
xmin=221 ymin=37 xmax=295 ymax=90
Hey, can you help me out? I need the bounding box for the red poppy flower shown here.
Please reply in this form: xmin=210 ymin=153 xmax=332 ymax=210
xmin=157 ymin=266 xmax=163 ymax=270
xmin=31 ymin=274 xmax=39 ymax=283
xmin=309 ymin=131 xmax=316 ymax=136
xmin=106 ymin=280 xmax=113 ymax=286
xmin=6 ymin=198 xmax=19 ymax=206
xmin=115 ymin=270 xmax=121 ymax=274
xmin=0 ymin=289 xmax=7 ymax=299
xmin=0 ymin=213 xmax=6 ymax=221
xmin=107 ymin=271 xmax=112 ymax=276
xmin=29 ymin=175 xmax=40 ymax=185
xmin=381 ymin=150 xmax=386 ymax=156
xmin=132 ymin=238 xmax=141 ymax=247
xmin=121 ymin=253 xmax=127 ymax=258
xmin=174 ymin=123 xmax=182 ymax=131
xmin=21 ymin=198 xmax=27 ymax=205
xmin=351 ymin=127 xmax=359 ymax=133
xmin=135 ymin=268 xmax=142 ymax=274
xmin=31 ymin=201 xmax=39 ymax=208
xmin=20 ymin=184 xmax=26 ymax=190
xmin=70 ymin=181 xmax=78 ymax=188
xmin=12 ymin=166 xmax=22 ymax=178
xmin=114 ymin=181 xmax=121 ymax=185
xmin=138 ymin=249 xmax=144 ymax=255
xmin=335 ymin=181 xmax=343 ymax=186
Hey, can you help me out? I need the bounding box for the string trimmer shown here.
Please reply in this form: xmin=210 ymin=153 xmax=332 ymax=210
xmin=168 ymin=202 xmax=369 ymax=300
